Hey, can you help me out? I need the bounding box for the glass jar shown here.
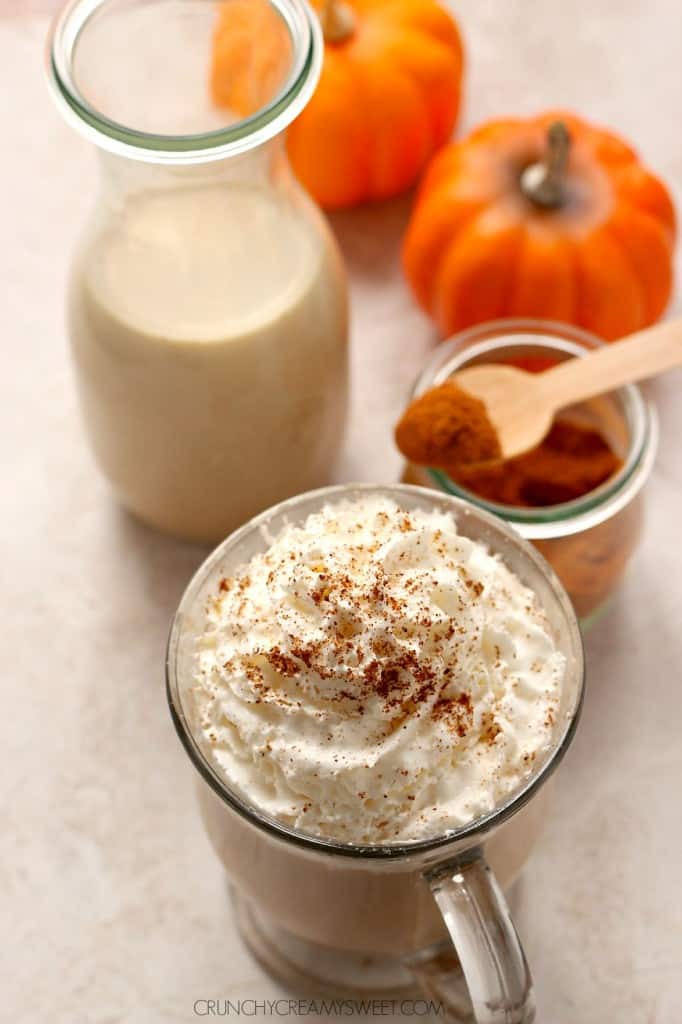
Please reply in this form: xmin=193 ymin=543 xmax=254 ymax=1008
xmin=403 ymin=320 xmax=658 ymax=625
xmin=47 ymin=0 xmax=348 ymax=543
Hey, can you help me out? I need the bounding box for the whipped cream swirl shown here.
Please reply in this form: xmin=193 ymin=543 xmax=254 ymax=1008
xmin=186 ymin=497 xmax=564 ymax=843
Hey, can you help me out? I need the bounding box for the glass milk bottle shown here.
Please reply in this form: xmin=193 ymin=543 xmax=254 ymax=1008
xmin=47 ymin=0 xmax=349 ymax=542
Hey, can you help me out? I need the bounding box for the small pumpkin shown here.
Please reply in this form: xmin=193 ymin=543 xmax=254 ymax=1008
xmin=211 ymin=0 xmax=292 ymax=117
xmin=402 ymin=112 xmax=676 ymax=341
xmin=211 ymin=0 xmax=465 ymax=210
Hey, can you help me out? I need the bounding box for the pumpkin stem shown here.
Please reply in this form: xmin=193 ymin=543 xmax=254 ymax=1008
xmin=319 ymin=0 xmax=356 ymax=43
xmin=520 ymin=121 xmax=571 ymax=209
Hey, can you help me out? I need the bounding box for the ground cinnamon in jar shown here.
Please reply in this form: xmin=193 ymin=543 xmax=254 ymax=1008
xmin=398 ymin=352 xmax=634 ymax=621
xmin=396 ymin=368 xmax=622 ymax=507
xmin=453 ymin=419 xmax=621 ymax=507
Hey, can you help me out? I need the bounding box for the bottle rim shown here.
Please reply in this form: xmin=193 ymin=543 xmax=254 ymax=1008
xmin=46 ymin=0 xmax=322 ymax=164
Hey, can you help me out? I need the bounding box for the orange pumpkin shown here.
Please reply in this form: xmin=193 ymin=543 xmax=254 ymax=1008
xmin=211 ymin=0 xmax=464 ymax=210
xmin=211 ymin=0 xmax=292 ymax=117
xmin=403 ymin=112 xmax=676 ymax=341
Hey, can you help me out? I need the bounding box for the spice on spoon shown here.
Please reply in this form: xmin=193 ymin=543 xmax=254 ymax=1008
xmin=396 ymin=374 xmax=623 ymax=508
xmin=394 ymin=380 xmax=502 ymax=470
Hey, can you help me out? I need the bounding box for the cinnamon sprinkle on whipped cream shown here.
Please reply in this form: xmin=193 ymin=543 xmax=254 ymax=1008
xmin=186 ymin=496 xmax=564 ymax=843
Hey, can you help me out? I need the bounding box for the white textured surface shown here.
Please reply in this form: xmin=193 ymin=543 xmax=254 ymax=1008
xmin=2 ymin=4 xmax=682 ymax=1022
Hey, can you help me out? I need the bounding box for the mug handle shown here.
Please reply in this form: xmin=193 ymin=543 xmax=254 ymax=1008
xmin=418 ymin=847 xmax=536 ymax=1024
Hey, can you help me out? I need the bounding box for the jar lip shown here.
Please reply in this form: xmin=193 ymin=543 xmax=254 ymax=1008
xmin=46 ymin=0 xmax=322 ymax=164
xmin=412 ymin=319 xmax=658 ymax=539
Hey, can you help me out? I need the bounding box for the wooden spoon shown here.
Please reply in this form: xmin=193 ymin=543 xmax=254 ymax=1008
xmin=453 ymin=319 xmax=682 ymax=461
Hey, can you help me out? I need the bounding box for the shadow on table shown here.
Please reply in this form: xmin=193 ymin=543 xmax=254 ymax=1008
xmin=110 ymin=502 xmax=210 ymax=628
xmin=580 ymin=582 xmax=641 ymax=701
xmin=327 ymin=192 xmax=415 ymax=282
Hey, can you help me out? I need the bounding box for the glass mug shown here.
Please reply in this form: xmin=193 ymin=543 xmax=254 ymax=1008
xmin=167 ymin=484 xmax=585 ymax=1023
xmin=47 ymin=0 xmax=348 ymax=542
